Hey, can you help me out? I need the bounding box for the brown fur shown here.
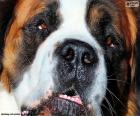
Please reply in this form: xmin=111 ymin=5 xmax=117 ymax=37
xmin=114 ymin=0 xmax=137 ymax=115
xmin=0 ymin=0 xmax=47 ymax=91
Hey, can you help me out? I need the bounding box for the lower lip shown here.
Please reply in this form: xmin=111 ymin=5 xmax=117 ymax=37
xmin=21 ymin=95 xmax=86 ymax=116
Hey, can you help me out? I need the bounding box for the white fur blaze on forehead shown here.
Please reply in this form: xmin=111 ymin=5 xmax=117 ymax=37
xmin=60 ymin=0 xmax=87 ymax=22
xmin=59 ymin=0 xmax=89 ymax=33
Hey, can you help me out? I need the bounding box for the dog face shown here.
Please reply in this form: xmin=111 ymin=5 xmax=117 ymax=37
xmin=0 ymin=0 xmax=137 ymax=115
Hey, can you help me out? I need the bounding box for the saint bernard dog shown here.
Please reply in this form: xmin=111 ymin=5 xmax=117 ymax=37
xmin=0 ymin=0 xmax=138 ymax=116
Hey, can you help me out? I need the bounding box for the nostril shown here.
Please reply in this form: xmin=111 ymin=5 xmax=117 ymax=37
xmin=56 ymin=40 xmax=99 ymax=65
xmin=82 ymin=52 xmax=97 ymax=65
xmin=62 ymin=47 xmax=75 ymax=61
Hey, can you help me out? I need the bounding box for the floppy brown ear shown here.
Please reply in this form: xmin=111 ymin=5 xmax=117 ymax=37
xmin=114 ymin=0 xmax=137 ymax=80
xmin=0 ymin=0 xmax=17 ymax=73
xmin=125 ymin=5 xmax=140 ymax=116
xmin=114 ymin=0 xmax=138 ymax=114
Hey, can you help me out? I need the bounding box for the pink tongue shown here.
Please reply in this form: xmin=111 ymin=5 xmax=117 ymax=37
xmin=59 ymin=95 xmax=82 ymax=105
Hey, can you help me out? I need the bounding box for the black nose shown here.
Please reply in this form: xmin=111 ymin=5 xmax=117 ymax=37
xmin=56 ymin=40 xmax=98 ymax=65
xmin=55 ymin=39 xmax=99 ymax=91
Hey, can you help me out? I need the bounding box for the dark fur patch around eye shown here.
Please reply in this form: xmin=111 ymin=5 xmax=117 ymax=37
xmin=21 ymin=1 xmax=60 ymax=63
xmin=86 ymin=0 xmax=127 ymax=60
xmin=23 ymin=1 xmax=60 ymax=41
xmin=11 ymin=1 xmax=61 ymax=88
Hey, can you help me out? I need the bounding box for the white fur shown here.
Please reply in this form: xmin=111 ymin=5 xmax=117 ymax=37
xmin=14 ymin=0 xmax=107 ymax=115
xmin=0 ymin=83 xmax=20 ymax=114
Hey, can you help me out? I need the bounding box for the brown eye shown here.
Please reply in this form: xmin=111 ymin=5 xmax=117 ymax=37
xmin=105 ymin=36 xmax=115 ymax=48
xmin=38 ymin=23 xmax=48 ymax=30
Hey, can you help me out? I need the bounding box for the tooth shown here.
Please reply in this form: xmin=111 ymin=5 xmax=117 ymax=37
xmin=59 ymin=95 xmax=62 ymax=97
xmin=64 ymin=95 xmax=67 ymax=97
xmin=71 ymin=98 xmax=75 ymax=101
xmin=67 ymin=96 xmax=70 ymax=100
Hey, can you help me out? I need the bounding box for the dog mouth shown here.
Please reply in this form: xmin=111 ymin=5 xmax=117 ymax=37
xmin=21 ymin=89 xmax=92 ymax=116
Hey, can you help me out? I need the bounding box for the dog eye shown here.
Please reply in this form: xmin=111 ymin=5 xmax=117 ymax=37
xmin=105 ymin=36 xmax=115 ymax=48
xmin=37 ymin=22 xmax=48 ymax=30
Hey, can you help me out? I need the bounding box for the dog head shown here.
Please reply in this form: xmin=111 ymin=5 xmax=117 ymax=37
xmin=0 ymin=0 xmax=137 ymax=115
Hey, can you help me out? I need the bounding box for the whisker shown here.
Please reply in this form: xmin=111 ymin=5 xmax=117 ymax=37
xmin=106 ymin=88 xmax=125 ymax=108
xmin=104 ymin=97 xmax=117 ymax=116
xmin=101 ymin=104 xmax=110 ymax=113
xmin=107 ymin=74 xmax=115 ymax=78
xmin=107 ymin=79 xmax=130 ymax=84
xmin=100 ymin=106 xmax=104 ymax=116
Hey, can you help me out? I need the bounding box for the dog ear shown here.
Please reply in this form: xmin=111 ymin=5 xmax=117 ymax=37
xmin=0 ymin=0 xmax=17 ymax=73
xmin=126 ymin=6 xmax=140 ymax=115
